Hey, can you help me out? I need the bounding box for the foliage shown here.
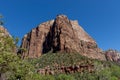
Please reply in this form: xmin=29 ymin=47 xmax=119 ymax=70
xmin=0 ymin=33 xmax=16 ymax=53
xmin=0 ymin=32 xmax=34 ymax=80
xmin=29 ymin=52 xmax=92 ymax=69
xmin=55 ymin=74 xmax=75 ymax=80
xmin=0 ymin=51 xmax=36 ymax=80
xmin=0 ymin=37 xmax=14 ymax=52
xmin=29 ymin=52 xmax=120 ymax=80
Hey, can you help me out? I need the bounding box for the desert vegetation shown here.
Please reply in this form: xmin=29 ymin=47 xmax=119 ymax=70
xmin=29 ymin=52 xmax=120 ymax=80
xmin=0 ymin=32 xmax=120 ymax=80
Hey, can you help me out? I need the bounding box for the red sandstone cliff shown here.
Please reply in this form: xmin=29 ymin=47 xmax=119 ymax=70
xmin=20 ymin=15 xmax=106 ymax=60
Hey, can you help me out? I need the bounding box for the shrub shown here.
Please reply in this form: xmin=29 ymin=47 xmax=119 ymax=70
xmin=56 ymin=74 xmax=75 ymax=80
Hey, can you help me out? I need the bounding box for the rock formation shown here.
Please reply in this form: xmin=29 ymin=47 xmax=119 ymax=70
xmin=104 ymin=50 xmax=120 ymax=63
xmin=0 ymin=26 xmax=11 ymax=37
xmin=0 ymin=26 xmax=16 ymax=53
xmin=20 ymin=15 xmax=106 ymax=60
xmin=37 ymin=64 xmax=94 ymax=75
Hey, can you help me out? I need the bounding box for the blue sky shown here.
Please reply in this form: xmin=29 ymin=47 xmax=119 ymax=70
xmin=0 ymin=0 xmax=120 ymax=50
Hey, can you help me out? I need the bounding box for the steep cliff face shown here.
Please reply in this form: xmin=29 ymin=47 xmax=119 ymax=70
xmin=20 ymin=15 xmax=106 ymax=60
xmin=21 ymin=20 xmax=54 ymax=58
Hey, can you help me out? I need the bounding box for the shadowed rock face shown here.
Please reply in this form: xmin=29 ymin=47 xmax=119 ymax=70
xmin=20 ymin=15 xmax=106 ymax=60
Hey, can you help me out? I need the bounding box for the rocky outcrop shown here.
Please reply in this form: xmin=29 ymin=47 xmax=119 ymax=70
xmin=20 ymin=15 xmax=106 ymax=60
xmin=0 ymin=26 xmax=16 ymax=53
xmin=104 ymin=50 xmax=120 ymax=63
xmin=37 ymin=64 xmax=94 ymax=75
xmin=0 ymin=26 xmax=11 ymax=37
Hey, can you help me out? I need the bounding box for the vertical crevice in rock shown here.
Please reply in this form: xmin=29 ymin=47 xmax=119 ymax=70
xmin=42 ymin=26 xmax=53 ymax=53
xmin=51 ymin=21 xmax=61 ymax=53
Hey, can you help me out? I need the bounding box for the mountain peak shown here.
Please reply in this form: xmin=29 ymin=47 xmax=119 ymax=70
xmin=20 ymin=15 xmax=105 ymax=60
xmin=54 ymin=14 xmax=71 ymax=27
xmin=56 ymin=14 xmax=68 ymax=18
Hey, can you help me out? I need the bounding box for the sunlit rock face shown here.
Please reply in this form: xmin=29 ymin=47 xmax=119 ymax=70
xmin=0 ymin=26 xmax=16 ymax=53
xmin=104 ymin=50 xmax=120 ymax=63
xmin=0 ymin=26 xmax=11 ymax=37
xmin=20 ymin=15 xmax=106 ymax=60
